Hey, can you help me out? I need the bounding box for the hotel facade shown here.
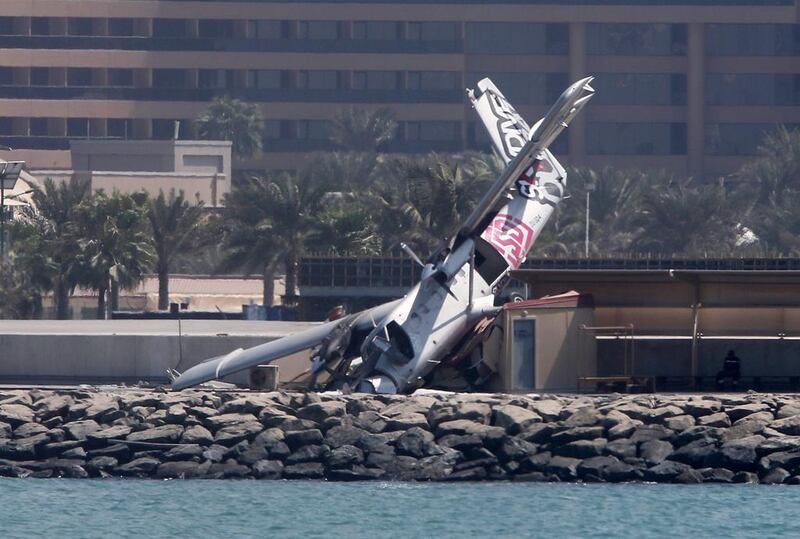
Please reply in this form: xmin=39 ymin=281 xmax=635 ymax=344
xmin=1 ymin=0 xmax=798 ymax=178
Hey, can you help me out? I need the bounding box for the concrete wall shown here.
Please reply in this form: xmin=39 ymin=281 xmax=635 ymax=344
xmin=0 ymin=320 xmax=315 ymax=386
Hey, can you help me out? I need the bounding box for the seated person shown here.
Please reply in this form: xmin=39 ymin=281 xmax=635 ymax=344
xmin=716 ymin=350 xmax=741 ymax=387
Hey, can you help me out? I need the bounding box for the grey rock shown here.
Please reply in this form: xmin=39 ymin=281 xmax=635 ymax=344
xmin=34 ymin=395 xmax=73 ymax=420
xmin=496 ymin=436 xmax=538 ymax=462
xmin=563 ymin=407 xmax=599 ymax=427
xmin=0 ymin=404 xmax=34 ymax=427
xmin=115 ymin=457 xmax=161 ymax=477
xmin=551 ymin=426 xmax=605 ymax=445
xmin=268 ymin=441 xmax=292 ymax=460
xmin=328 ymin=465 xmax=385 ymax=481
xmin=61 ymin=447 xmax=86 ymax=459
xmin=437 ymin=434 xmax=483 ymax=453
xmin=188 ymin=406 xmax=218 ymax=419
xmin=669 ymin=439 xmax=717 ymax=467
xmin=577 ymin=455 xmax=620 ymax=479
xmin=214 ymin=422 xmax=263 ymax=446
xmin=156 ymin=461 xmax=207 ymax=479
xmin=324 ymin=425 xmax=368 ymax=449
xmin=520 ymin=423 xmax=556 ymax=444
xmin=640 ymin=440 xmax=673 ymax=466
xmin=555 ymin=439 xmax=607 ymax=459
xmin=608 ymin=422 xmax=637 ymax=440
xmin=758 ymin=449 xmax=800 ymax=472
xmin=435 ymin=419 xmax=486 ymax=438
xmin=720 ymin=418 xmax=769 ymax=442
xmin=328 ymin=445 xmax=364 ymax=468
xmin=254 ymin=427 xmax=285 ymax=447
xmin=613 ymin=403 xmax=652 ymax=422
xmin=163 ymin=444 xmax=204 ymax=462
xmin=180 ymin=425 xmax=214 ymax=446
xmin=428 ymin=402 xmax=493 ymax=427
xmin=702 ymin=468 xmax=735 ymax=483
xmin=605 ymin=461 xmax=642 ymax=482
xmin=629 ymin=425 xmax=674 ymax=444
xmin=395 ymin=427 xmax=435 ymax=458
xmin=644 ymin=460 xmax=692 ymax=482
xmin=85 ymin=456 xmax=118 ymax=476
xmin=297 ymin=401 xmax=346 ymax=423
xmin=126 ymin=425 xmax=184 ymax=444
xmin=63 ymin=420 xmax=101 ymax=441
xmin=531 ymin=400 xmax=563 ymax=422
xmin=283 ymin=462 xmax=325 ymax=479
xmin=709 ymin=436 xmax=763 ymax=470
xmin=13 ymin=423 xmax=49 ymax=439
xmin=87 ymin=425 xmax=133 ymax=445
xmin=202 ymin=444 xmax=227 ymax=463
xmin=286 ymin=444 xmax=330 ymax=465
xmin=493 ymin=405 xmax=541 ymax=434
xmin=664 ymin=415 xmax=695 ymax=432
xmin=544 ymin=456 xmax=581 ymax=480
xmin=218 ymin=397 xmax=271 ymax=415
xmin=250 ymin=459 xmax=282 ymax=479
xmin=165 ymin=405 xmax=188 ymax=424
xmin=206 ymin=413 xmax=259 ymax=431
xmin=41 ymin=440 xmax=82 ymax=458
xmin=757 ymin=437 xmax=800 ymax=456
xmin=727 ymin=403 xmax=771 ymax=423
xmin=513 ymin=471 xmax=548 ymax=482
xmin=673 ymin=426 xmax=722 ymax=447
xmin=263 ymin=416 xmax=319 ymax=432
xmin=384 ymin=413 xmax=429 ymax=432
xmin=87 ymin=443 xmax=131 ymax=461
xmin=761 ymin=467 xmax=790 ymax=484
xmin=732 ymin=471 xmax=760 ymax=483
xmin=0 ymin=421 xmax=11 ymax=438
xmin=698 ymin=412 xmax=731 ymax=428
xmin=777 ymin=405 xmax=800 ymax=419
xmin=605 ymin=439 xmax=637 ymax=460
xmin=684 ymin=400 xmax=722 ymax=418
xmin=285 ymin=429 xmax=324 ymax=450
xmin=675 ymin=469 xmax=704 ymax=484
xmin=770 ymin=415 xmax=800 ymax=436
xmin=442 ymin=466 xmax=488 ymax=481
xmin=207 ymin=461 xmax=251 ymax=479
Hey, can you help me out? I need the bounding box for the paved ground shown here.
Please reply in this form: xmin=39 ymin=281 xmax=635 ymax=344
xmin=0 ymin=319 xmax=317 ymax=337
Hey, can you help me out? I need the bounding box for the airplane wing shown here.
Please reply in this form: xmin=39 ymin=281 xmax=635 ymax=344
xmin=171 ymin=299 xmax=401 ymax=390
xmin=459 ymin=76 xmax=594 ymax=239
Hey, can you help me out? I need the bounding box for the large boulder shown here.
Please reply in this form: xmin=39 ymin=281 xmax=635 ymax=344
xmin=684 ymin=400 xmax=722 ymax=418
xmin=531 ymin=400 xmax=563 ymax=422
xmin=644 ymin=460 xmax=692 ymax=482
xmin=669 ymin=439 xmax=717 ymax=467
xmin=770 ymin=415 xmax=800 ymax=436
xmin=427 ymin=403 xmax=491 ymax=427
xmin=493 ymin=405 xmax=541 ymax=434
xmin=544 ymin=456 xmax=581 ymax=480
xmin=0 ymin=404 xmax=34 ymax=427
xmin=282 ymin=462 xmax=325 ymax=479
xmin=63 ymin=420 xmax=101 ymax=441
xmin=727 ymin=403 xmax=771 ymax=423
xmin=297 ymin=401 xmax=347 ymax=424
xmin=551 ymin=426 xmax=604 ymax=445
xmin=180 ymin=425 xmax=214 ymax=446
xmin=126 ymin=425 xmax=184 ymax=444
xmin=328 ymin=445 xmax=364 ymax=468
xmin=206 ymin=413 xmax=259 ymax=431
xmin=284 ymin=429 xmax=324 ymax=450
xmin=640 ymin=440 xmax=673 ymax=466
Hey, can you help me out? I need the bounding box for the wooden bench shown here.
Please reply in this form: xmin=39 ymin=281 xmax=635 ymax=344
xmin=577 ymin=376 xmax=654 ymax=394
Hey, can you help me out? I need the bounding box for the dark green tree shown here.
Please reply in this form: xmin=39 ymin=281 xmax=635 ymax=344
xmin=198 ymin=96 xmax=263 ymax=160
xmin=329 ymin=107 xmax=398 ymax=152
xmin=146 ymin=189 xmax=206 ymax=310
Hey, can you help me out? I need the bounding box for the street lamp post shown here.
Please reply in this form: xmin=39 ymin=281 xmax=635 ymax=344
xmin=0 ymin=160 xmax=25 ymax=260
xmin=584 ymin=182 xmax=595 ymax=258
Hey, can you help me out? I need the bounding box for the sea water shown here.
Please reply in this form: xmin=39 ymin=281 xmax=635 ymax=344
xmin=2 ymin=479 xmax=799 ymax=538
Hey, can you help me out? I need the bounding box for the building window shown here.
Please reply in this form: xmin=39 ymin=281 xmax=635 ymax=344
xmin=30 ymin=68 xmax=50 ymax=86
xmin=706 ymin=24 xmax=800 ymax=56
xmin=406 ymin=121 xmax=459 ymax=142
xmin=67 ymin=68 xmax=92 ymax=87
xmin=466 ymin=23 xmax=568 ymax=55
xmin=297 ymin=21 xmax=340 ymax=40
xmin=31 ymin=18 xmax=52 ymax=36
xmin=248 ymin=70 xmax=284 ymax=89
xmin=67 ymin=18 xmax=94 ymax=37
xmin=466 ymin=72 xmax=568 ymax=105
xmin=0 ymin=17 xmax=16 ymax=35
xmin=297 ymin=120 xmax=330 ymax=140
xmin=262 ymin=120 xmax=282 ymax=140
xmin=107 ymin=119 xmax=132 ymax=138
xmin=29 ymin=118 xmax=48 ymax=136
xmin=152 ymin=19 xmax=189 ymax=39
xmin=588 ymin=122 xmax=687 ymax=155
xmin=592 ymin=73 xmax=687 ymax=106
xmin=152 ymin=69 xmax=187 ymax=88
xmin=353 ymin=21 xmax=400 ymax=40
xmin=407 ymin=71 xmax=458 ymax=91
xmin=249 ymin=20 xmax=285 ymax=39
xmin=152 ymin=119 xmax=187 ymax=140
xmin=108 ymin=18 xmax=134 ymax=37
xmin=706 ymin=73 xmax=800 ymax=106
xmin=407 ymin=22 xmax=458 ymax=41
xmin=67 ymin=118 xmax=89 ymax=137
xmin=352 ymin=71 xmax=400 ymax=90
xmin=108 ymin=69 xmax=134 ymax=87
xmin=298 ymin=70 xmax=340 ymax=90
xmin=705 ymin=123 xmax=800 ymax=156
xmin=587 ymin=23 xmax=687 ymax=56
xmin=199 ymin=69 xmax=233 ymax=89
xmin=199 ymin=20 xmax=234 ymax=39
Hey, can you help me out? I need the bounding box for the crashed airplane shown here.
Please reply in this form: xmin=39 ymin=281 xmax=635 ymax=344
xmin=171 ymin=75 xmax=595 ymax=394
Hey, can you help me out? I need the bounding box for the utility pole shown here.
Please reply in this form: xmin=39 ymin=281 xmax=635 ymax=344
xmin=584 ymin=181 xmax=595 ymax=258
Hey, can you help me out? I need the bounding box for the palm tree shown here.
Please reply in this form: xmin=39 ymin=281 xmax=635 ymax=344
xmin=146 ymin=189 xmax=205 ymax=310
xmin=309 ymin=204 xmax=382 ymax=255
xmin=26 ymin=176 xmax=91 ymax=319
xmin=198 ymin=96 xmax=263 ymax=160
xmin=329 ymin=107 xmax=398 ymax=152
xmin=221 ymin=173 xmax=329 ymax=304
xmin=77 ymin=190 xmax=154 ymax=318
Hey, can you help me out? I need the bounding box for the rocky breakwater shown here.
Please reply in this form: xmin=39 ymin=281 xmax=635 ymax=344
xmin=5 ymin=389 xmax=800 ymax=482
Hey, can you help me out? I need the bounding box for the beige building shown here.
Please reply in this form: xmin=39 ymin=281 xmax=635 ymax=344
xmin=0 ymin=1 xmax=797 ymax=179
xmin=30 ymin=139 xmax=231 ymax=206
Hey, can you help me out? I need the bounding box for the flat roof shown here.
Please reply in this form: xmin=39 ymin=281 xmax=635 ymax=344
xmin=0 ymin=320 xmax=317 ymax=338
xmin=512 ymin=269 xmax=800 ymax=285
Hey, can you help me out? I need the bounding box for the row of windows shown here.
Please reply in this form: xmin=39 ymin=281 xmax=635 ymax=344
xmin=706 ymin=73 xmax=800 ymax=106
xmin=0 ymin=117 xmax=789 ymax=156
xmin=1 ymin=17 xmax=796 ymax=57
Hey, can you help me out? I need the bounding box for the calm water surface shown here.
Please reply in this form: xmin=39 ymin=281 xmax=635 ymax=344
xmin=2 ymin=479 xmax=799 ymax=538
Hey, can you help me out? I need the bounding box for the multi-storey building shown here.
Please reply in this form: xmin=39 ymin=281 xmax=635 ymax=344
xmin=0 ymin=1 xmax=798 ymax=178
